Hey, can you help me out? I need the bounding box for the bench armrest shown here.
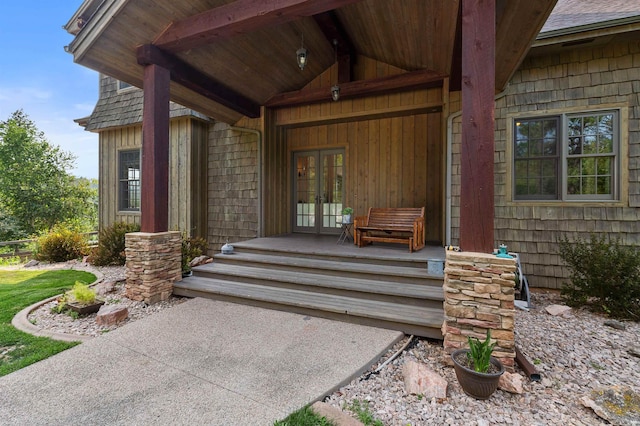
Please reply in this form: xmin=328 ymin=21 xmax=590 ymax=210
xmin=354 ymin=215 xmax=368 ymax=229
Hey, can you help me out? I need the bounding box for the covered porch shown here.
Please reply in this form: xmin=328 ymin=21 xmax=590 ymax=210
xmin=65 ymin=0 xmax=557 ymax=344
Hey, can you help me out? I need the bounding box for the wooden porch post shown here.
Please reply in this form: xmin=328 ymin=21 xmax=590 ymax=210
xmin=459 ymin=0 xmax=495 ymax=252
xmin=141 ymin=64 xmax=170 ymax=232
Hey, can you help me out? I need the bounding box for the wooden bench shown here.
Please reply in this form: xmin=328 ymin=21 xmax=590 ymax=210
xmin=354 ymin=207 xmax=425 ymax=253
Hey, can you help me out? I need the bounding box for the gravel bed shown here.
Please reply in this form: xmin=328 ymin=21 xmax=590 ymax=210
xmin=325 ymin=291 xmax=640 ymax=426
xmin=24 ymin=263 xmax=186 ymax=338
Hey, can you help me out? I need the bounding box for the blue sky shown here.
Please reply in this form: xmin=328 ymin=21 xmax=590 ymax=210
xmin=0 ymin=2 xmax=99 ymax=179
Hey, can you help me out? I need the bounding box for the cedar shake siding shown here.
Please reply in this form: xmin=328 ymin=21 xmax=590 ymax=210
xmin=450 ymin=39 xmax=640 ymax=288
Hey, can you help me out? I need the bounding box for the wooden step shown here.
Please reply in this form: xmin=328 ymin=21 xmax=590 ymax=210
xmin=230 ymin=240 xmax=431 ymax=269
xmin=173 ymin=277 xmax=444 ymax=339
xmin=211 ymin=252 xmax=441 ymax=285
xmin=193 ymin=263 xmax=443 ymax=308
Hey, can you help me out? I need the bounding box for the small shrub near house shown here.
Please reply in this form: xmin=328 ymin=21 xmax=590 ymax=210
xmin=35 ymin=224 xmax=88 ymax=262
xmin=559 ymin=234 xmax=640 ymax=320
xmin=90 ymin=222 xmax=140 ymax=266
xmin=181 ymin=234 xmax=208 ymax=273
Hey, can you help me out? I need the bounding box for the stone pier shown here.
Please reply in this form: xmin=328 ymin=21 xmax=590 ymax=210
xmin=125 ymin=231 xmax=182 ymax=304
xmin=442 ymin=250 xmax=517 ymax=371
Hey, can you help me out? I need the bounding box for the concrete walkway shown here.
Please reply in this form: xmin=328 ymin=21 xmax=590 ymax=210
xmin=0 ymin=298 xmax=402 ymax=425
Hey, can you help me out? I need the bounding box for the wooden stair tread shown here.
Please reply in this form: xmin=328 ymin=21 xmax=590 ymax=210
xmin=212 ymin=252 xmax=435 ymax=279
xmin=194 ymin=263 xmax=443 ymax=300
xmin=174 ymin=277 xmax=444 ymax=327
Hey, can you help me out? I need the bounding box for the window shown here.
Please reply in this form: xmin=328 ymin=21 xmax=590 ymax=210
xmin=117 ymin=80 xmax=135 ymax=92
xmin=513 ymin=110 xmax=619 ymax=201
xmin=119 ymin=150 xmax=141 ymax=211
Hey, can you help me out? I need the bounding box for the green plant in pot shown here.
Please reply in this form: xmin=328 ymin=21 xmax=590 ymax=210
xmin=451 ymin=330 xmax=505 ymax=399
xmin=342 ymin=207 xmax=353 ymax=224
xmin=64 ymin=281 xmax=104 ymax=315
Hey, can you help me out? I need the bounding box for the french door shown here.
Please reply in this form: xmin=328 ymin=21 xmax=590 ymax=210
xmin=293 ymin=149 xmax=345 ymax=234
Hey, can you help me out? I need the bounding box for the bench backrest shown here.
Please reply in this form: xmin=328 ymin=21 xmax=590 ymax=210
xmin=366 ymin=207 xmax=425 ymax=228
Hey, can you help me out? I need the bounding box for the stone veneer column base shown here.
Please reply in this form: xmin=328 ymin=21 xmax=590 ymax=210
xmin=442 ymin=251 xmax=517 ymax=371
xmin=125 ymin=231 xmax=182 ymax=304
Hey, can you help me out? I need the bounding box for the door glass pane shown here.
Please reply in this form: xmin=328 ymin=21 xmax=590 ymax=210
xmin=296 ymin=154 xmax=316 ymax=228
xmin=322 ymin=152 xmax=343 ymax=229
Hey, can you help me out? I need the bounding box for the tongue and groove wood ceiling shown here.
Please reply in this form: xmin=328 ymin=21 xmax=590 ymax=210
xmin=68 ymin=0 xmax=556 ymax=123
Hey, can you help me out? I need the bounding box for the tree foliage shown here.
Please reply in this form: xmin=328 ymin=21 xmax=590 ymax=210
xmin=0 ymin=110 xmax=97 ymax=237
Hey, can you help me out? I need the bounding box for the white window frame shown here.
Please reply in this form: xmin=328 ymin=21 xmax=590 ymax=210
xmin=117 ymin=80 xmax=136 ymax=93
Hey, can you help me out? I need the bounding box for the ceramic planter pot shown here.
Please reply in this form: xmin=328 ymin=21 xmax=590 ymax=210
xmin=451 ymin=348 xmax=504 ymax=399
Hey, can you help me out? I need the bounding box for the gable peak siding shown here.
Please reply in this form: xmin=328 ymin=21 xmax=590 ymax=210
xmin=84 ymin=76 xmax=209 ymax=131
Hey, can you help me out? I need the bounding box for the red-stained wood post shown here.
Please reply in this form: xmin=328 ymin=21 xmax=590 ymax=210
xmin=459 ymin=0 xmax=495 ymax=253
xmin=141 ymin=64 xmax=170 ymax=233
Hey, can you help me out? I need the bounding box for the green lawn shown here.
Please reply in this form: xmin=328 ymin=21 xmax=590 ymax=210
xmin=274 ymin=406 xmax=336 ymax=426
xmin=0 ymin=269 xmax=96 ymax=377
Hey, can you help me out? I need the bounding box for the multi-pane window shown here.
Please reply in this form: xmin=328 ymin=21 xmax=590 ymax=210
xmin=513 ymin=110 xmax=618 ymax=201
xmin=119 ymin=150 xmax=140 ymax=211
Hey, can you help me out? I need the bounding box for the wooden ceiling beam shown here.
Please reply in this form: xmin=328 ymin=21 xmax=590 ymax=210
xmin=313 ymin=11 xmax=355 ymax=83
xmin=154 ymin=0 xmax=364 ymax=52
xmin=265 ymin=69 xmax=446 ymax=107
xmin=137 ymin=44 xmax=261 ymax=118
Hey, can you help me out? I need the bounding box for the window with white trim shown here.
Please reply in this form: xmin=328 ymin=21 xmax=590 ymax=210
xmin=117 ymin=80 xmax=136 ymax=92
xmin=118 ymin=150 xmax=141 ymax=211
xmin=513 ymin=110 xmax=619 ymax=201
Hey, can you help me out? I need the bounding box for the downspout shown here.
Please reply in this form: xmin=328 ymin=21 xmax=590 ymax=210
xmin=230 ymin=126 xmax=263 ymax=237
xmin=445 ymin=88 xmax=509 ymax=246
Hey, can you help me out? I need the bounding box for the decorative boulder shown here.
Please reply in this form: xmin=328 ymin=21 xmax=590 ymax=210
xmin=580 ymin=385 xmax=640 ymax=425
xmin=96 ymin=305 xmax=129 ymax=326
xmin=498 ymin=371 xmax=524 ymax=394
xmin=403 ymin=359 xmax=448 ymax=399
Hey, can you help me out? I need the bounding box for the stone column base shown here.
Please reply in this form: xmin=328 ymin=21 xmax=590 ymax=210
xmin=125 ymin=231 xmax=182 ymax=304
xmin=442 ymin=250 xmax=517 ymax=371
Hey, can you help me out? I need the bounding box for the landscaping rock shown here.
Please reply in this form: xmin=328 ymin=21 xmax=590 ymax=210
xmin=604 ymin=320 xmax=627 ymax=331
xmin=96 ymin=305 xmax=128 ymax=326
xmin=580 ymin=385 xmax=640 ymax=426
xmin=498 ymin=371 xmax=524 ymax=394
xmin=311 ymin=401 xmax=363 ymax=426
xmin=189 ymin=255 xmax=213 ymax=267
xmin=629 ymin=346 xmax=640 ymax=358
xmin=24 ymin=260 xmax=40 ymax=267
xmin=94 ymin=281 xmax=117 ymax=296
xmin=402 ymin=359 xmax=448 ymax=399
xmin=545 ymin=304 xmax=572 ymax=317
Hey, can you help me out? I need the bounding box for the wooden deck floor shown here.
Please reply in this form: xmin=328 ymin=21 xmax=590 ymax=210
xmin=231 ymin=234 xmax=445 ymax=262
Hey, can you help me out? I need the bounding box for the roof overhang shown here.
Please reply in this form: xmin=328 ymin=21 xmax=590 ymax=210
xmin=65 ymin=0 xmax=557 ymax=123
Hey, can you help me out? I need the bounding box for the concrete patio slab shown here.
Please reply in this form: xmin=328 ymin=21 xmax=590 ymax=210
xmin=0 ymin=297 xmax=403 ymax=425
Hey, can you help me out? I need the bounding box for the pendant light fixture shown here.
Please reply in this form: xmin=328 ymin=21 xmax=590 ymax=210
xmin=296 ymin=34 xmax=307 ymax=70
xmin=330 ymin=39 xmax=340 ymax=101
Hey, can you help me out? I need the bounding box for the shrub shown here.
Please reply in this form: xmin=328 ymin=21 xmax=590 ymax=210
xmin=35 ymin=224 xmax=88 ymax=262
xmin=90 ymin=222 xmax=140 ymax=266
xmin=181 ymin=234 xmax=208 ymax=273
xmin=559 ymin=234 xmax=640 ymax=320
xmin=70 ymin=281 xmax=96 ymax=305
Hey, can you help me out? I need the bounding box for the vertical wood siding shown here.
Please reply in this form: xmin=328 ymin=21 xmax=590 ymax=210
xmin=99 ymin=118 xmax=207 ymax=237
xmin=262 ymin=57 xmax=445 ymax=243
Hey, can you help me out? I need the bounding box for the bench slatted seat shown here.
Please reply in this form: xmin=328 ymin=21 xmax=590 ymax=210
xmin=354 ymin=207 xmax=425 ymax=253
